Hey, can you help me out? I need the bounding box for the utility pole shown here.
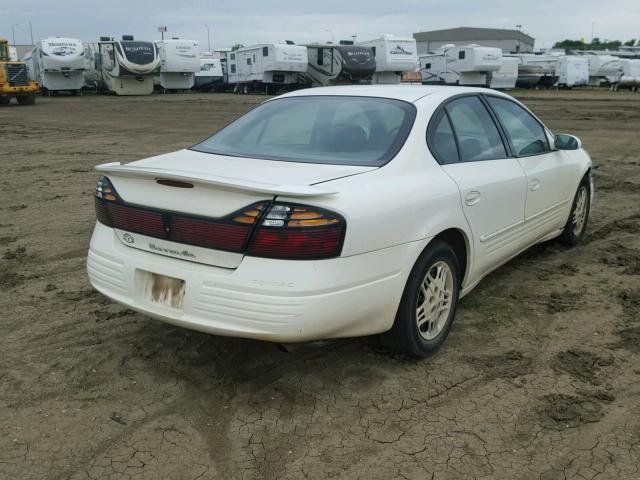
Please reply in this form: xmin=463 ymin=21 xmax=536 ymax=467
xmin=205 ymin=25 xmax=211 ymax=53
xmin=29 ymin=20 xmax=34 ymax=44
xmin=516 ymin=24 xmax=522 ymax=52
xmin=12 ymin=23 xmax=19 ymax=46
xmin=325 ymin=29 xmax=334 ymax=43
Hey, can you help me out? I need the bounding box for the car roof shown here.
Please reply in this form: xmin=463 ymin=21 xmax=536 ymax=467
xmin=280 ymin=85 xmax=506 ymax=104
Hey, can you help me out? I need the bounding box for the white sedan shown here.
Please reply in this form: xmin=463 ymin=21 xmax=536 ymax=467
xmin=88 ymin=86 xmax=592 ymax=357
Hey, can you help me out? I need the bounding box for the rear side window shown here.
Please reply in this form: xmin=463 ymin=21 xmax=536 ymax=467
xmin=445 ymin=96 xmax=506 ymax=162
xmin=428 ymin=111 xmax=458 ymax=164
xmin=487 ymin=97 xmax=549 ymax=156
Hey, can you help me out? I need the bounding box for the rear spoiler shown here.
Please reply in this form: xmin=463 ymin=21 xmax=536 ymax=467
xmin=95 ymin=162 xmax=339 ymax=197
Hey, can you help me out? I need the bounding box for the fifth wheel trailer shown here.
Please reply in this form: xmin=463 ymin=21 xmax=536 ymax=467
xmin=86 ymin=36 xmax=160 ymax=95
xmin=24 ymin=37 xmax=87 ymax=93
xmin=305 ymin=43 xmax=376 ymax=86
xmin=155 ymin=39 xmax=200 ymax=90
xmin=419 ymin=45 xmax=502 ymax=86
xmin=227 ymin=43 xmax=308 ymax=93
xmin=556 ymin=56 xmax=589 ymax=88
xmin=358 ymin=34 xmax=419 ymax=84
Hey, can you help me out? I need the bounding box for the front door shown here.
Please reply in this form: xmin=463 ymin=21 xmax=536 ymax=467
xmin=485 ymin=96 xmax=574 ymax=235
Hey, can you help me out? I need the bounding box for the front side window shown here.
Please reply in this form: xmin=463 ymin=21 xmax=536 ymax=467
xmin=191 ymin=96 xmax=417 ymax=166
xmin=445 ymin=96 xmax=506 ymax=162
xmin=487 ymin=97 xmax=549 ymax=156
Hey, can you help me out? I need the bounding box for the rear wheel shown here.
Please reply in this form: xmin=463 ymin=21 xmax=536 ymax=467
xmin=382 ymin=240 xmax=460 ymax=358
xmin=17 ymin=95 xmax=36 ymax=106
xmin=559 ymin=178 xmax=590 ymax=246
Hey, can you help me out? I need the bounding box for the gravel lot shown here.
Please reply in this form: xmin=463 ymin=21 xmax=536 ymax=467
xmin=1 ymin=89 xmax=639 ymax=480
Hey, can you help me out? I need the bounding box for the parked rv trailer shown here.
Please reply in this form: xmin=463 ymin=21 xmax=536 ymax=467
xmin=587 ymin=55 xmax=621 ymax=87
xmin=358 ymin=34 xmax=418 ymax=84
xmin=86 ymin=36 xmax=160 ymax=95
xmin=512 ymin=54 xmax=558 ymax=89
xmin=617 ymin=59 xmax=640 ymax=91
xmin=305 ymin=44 xmax=376 ymax=86
xmin=488 ymin=56 xmax=518 ymax=89
xmin=24 ymin=37 xmax=86 ymax=93
xmin=419 ymin=45 xmax=502 ymax=86
xmin=194 ymin=57 xmax=225 ymax=91
xmin=155 ymin=39 xmax=200 ymax=90
xmin=556 ymin=56 xmax=589 ymax=88
xmin=227 ymin=43 xmax=307 ymax=93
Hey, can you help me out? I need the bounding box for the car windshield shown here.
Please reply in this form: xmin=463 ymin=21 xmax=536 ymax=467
xmin=191 ymin=96 xmax=417 ymax=166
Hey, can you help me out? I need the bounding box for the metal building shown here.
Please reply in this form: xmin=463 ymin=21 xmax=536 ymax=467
xmin=413 ymin=27 xmax=534 ymax=55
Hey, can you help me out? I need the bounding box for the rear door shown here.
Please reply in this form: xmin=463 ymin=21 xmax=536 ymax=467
xmin=428 ymin=95 xmax=527 ymax=275
xmin=485 ymin=95 xmax=574 ymax=235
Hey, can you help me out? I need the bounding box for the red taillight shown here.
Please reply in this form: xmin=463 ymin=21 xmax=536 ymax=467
xmin=249 ymin=226 xmax=343 ymax=259
xmin=105 ymin=203 xmax=166 ymax=238
xmin=247 ymin=203 xmax=345 ymax=260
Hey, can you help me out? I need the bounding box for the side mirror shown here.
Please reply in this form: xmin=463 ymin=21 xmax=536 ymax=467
xmin=554 ymin=133 xmax=581 ymax=151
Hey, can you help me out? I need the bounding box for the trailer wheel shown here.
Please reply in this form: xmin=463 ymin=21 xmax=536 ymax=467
xmin=17 ymin=95 xmax=36 ymax=106
xmin=0 ymin=96 xmax=11 ymax=105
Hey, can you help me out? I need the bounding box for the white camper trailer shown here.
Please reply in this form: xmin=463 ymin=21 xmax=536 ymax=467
xmin=358 ymin=34 xmax=418 ymax=84
xmin=511 ymin=54 xmax=558 ymax=89
xmin=419 ymin=45 xmax=502 ymax=86
xmin=488 ymin=56 xmax=518 ymax=89
xmin=155 ymin=39 xmax=200 ymax=90
xmin=24 ymin=37 xmax=86 ymax=93
xmin=587 ymin=55 xmax=621 ymax=86
xmin=305 ymin=43 xmax=376 ymax=86
xmin=86 ymin=36 xmax=160 ymax=95
xmin=617 ymin=59 xmax=640 ymax=91
xmin=194 ymin=57 xmax=225 ymax=91
xmin=227 ymin=43 xmax=308 ymax=93
xmin=556 ymin=56 xmax=589 ymax=88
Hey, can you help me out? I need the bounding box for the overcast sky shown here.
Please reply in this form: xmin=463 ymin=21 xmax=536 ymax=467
xmin=2 ymin=0 xmax=639 ymax=50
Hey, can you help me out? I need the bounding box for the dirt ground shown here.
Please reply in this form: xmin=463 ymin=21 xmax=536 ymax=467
xmin=1 ymin=89 xmax=639 ymax=480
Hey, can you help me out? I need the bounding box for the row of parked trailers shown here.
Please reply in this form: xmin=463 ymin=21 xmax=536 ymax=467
xmin=419 ymin=45 xmax=640 ymax=90
xmin=21 ymin=35 xmax=640 ymax=96
xmin=21 ymin=34 xmax=418 ymax=95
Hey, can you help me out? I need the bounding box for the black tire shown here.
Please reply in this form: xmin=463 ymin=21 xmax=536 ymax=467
xmin=559 ymin=177 xmax=591 ymax=246
xmin=17 ymin=95 xmax=36 ymax=106
xmin=382 ymin=240 xmax=461 ymax=358
xmin=0 ymin=96 xmax=11 ymax=105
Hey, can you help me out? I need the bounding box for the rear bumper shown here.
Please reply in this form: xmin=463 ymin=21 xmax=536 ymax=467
xmin=87 ymin=223 xmax=428 ymax=342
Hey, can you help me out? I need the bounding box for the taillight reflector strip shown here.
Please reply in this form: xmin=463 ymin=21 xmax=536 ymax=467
xmin=102 ymin=201 xmax=166 ymax=239
xmin=171 ymin=217 xmax=251 ymax=251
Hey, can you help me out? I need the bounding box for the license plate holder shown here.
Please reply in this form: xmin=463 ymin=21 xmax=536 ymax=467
xmin=143 ymin=272 xmax=186 ymax=310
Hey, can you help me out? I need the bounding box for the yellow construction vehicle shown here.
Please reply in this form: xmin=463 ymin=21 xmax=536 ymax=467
xmin=0 ymin=37 xmax=40 ymax=105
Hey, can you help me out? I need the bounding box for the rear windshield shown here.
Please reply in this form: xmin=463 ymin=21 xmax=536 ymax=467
xmin=191 ymin=96 xmax=417 ymax=166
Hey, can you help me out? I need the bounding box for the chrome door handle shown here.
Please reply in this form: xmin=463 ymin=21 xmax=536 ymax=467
xmin=465 ymin=191 xmax=482 ymax=206
xmin=529 ymin=179 xmax=541 ymax=191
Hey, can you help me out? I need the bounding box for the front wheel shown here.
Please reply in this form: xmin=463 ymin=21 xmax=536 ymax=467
xmin=559 ymin=178 xmax=590 ymax=246
xmin=382 ymin=240 xmax=460 ymax=358
xmin=17 ymin=95 xmax=36 ymax=105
